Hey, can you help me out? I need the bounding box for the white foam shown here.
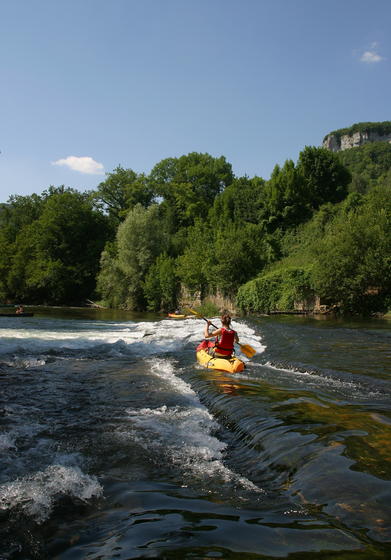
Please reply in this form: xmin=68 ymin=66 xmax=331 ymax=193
xmin=4 ymin=357 xmax=46 ymax=368
xmin=257 ymin=361 xmax=378 ymax=400
xmin=124 ymin=400 xmax=265 ymax=494
xmin=0 ymin=316 xmax=265 ymax=364
xmin=0 ymin=465 xmax=103 ymax=523
xmin=148 ymin=358 xmax=198 ymax=396
xmin=0 ymin=434 xmax=17 ymax=452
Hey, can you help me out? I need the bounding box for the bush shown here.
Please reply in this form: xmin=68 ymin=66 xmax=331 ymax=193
xmin=236 ymin=266 xmax=314 ymax=314
xmin=311 ymin=186 xmax=391 ymax=311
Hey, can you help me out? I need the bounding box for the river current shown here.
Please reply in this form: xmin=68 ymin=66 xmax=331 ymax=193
xmin=1 ymin=308 xmax=391 ymax=559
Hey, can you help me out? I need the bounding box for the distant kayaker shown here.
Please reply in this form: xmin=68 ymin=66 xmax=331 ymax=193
xmin=204 ymin=313 xmax=239 ymax=358
xmin=175 ymin=309 xmax=180 ymax=315
xmin=16 ymin=305 xmax=24 ymax=314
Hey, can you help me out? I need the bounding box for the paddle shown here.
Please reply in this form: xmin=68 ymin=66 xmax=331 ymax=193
xmin=183 ymin=307 xmax=256 ymax=358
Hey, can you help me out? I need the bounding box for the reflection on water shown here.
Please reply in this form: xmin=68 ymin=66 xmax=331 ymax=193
xmin=0 ymin=308 xmax=391 ymax=558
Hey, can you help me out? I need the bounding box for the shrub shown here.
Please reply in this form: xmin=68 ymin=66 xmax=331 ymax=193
xmin=237 ymin=266 xmax=314 ymax=314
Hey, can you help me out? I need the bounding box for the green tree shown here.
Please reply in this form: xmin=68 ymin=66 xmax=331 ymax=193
xmin=261 ymin=159 xmax=312 ymax=230
xmin=27 ymin=190 xmax=110 ymax=302
xmin=0 ymin=187 xmax=111 ymax=303
xmin=349 ymin=172 xmax=371 ymax=194
xmin=92 ymin=165 xmax=155 ymax=223
xmin=143 ymin=252 xmax=179 ymax=311
xmin=338 ymin=141 xmax=391 ymax=192
xmin=207 ymin=223 xmax=267 ymax=296
xmin=297 ymin=146 xmax=352 ymax=209
xmin=177 ymin=220 xmax=267 ymax=299
xmin=377 ymin=168 xmax=391 ymax=189
xmin=150 ymin=152 xmax=234 ymax=231
xmin=97 ymin=203 xmax=165 ymax=309
xmin=210 ymin=175 xmax=266 ymax=228
xmin=176 ymin=220 xmax=211 ymax=298
xmin=311 ymin=186 xmax=391 ymax=312
xmin=95 ymin=242 xmax=130 ymax=308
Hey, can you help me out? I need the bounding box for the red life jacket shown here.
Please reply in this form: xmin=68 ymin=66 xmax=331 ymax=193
xmin=215 ymin=328 xmax=235 ymax=356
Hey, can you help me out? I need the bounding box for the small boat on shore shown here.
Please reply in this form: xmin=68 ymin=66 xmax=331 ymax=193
xmin=196 ymin=341 xmax=245 ymax=373
xmin=0 ymin=312 xmax=34 ymax=317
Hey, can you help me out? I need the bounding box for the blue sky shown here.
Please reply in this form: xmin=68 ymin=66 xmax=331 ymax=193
xmin=0 ymin=0 xmax=390 ymax=203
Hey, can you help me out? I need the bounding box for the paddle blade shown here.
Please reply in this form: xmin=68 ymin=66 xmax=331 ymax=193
xmin=239 ymin=344 xmax=256 ymax=358
xmin=184 ymin=306 xmax=202 ymax=318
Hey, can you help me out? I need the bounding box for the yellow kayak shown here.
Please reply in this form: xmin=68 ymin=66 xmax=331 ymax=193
xmin=168 ymin=313 xmax=185 ymax=318
xmin=196 ymin=342 xmax=244 ymax=373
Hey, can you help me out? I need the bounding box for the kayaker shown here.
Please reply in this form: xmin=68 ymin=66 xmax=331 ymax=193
xmin=204 ymin=313 xmax=239 ymax=358
xmin=16 ymin=305 xmax=24 ymax=314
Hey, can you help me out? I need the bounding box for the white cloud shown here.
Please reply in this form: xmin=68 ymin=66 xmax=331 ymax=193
xmin=52 ymin=156 xmax=105 ymax=175
xmin=361 ymin=50 xmax=385 ymax=64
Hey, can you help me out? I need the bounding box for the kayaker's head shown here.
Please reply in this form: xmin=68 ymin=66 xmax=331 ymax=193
xmin=221 ymin=313 xmax=231 ymax=329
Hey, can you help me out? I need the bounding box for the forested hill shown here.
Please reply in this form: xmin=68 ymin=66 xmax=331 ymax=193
xmin=338 ymin=140 xmax=391 ymax=192
xmin=1 ymin=128 xmax=391 ymax=316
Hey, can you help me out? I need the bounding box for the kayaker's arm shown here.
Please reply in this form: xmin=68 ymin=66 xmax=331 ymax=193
xmin=205 ymin=320 xmax=221 ymax=339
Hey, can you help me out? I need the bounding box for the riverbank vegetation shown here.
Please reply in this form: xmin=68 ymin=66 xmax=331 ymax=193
xmin=1 ymin=121 xmax=390 ymax=315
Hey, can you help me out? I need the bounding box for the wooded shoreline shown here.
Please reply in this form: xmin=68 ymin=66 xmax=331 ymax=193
xmin=1 ymin=122 xmax=391 ymax=317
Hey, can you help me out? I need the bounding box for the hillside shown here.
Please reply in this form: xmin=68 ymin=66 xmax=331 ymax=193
xmin=338 ymin=141 xmax=391 ymax=192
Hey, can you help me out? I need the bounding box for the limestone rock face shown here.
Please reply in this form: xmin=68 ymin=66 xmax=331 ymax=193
xmin=322 ymin=131 xmax=391 ymax=152
xmin=322 ymin=135 xmax=341 ymax=152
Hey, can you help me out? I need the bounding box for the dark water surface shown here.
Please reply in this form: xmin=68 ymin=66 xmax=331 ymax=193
xmin=1 ymin=308 xmax=391 ymax=559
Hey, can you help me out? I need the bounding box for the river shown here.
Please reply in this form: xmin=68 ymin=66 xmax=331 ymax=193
xmin=1 ymin=308 xmax=391 ymax=559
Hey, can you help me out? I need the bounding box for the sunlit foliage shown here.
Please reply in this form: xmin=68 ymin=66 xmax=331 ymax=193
xmin=1 ymin=136 xmax=390 ymax=314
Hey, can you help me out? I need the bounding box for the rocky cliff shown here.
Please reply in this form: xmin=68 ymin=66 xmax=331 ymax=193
xmin=322 ymin=131 xmax=391 ymax=152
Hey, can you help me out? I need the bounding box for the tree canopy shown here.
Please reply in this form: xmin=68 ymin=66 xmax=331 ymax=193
xmin=297 ymin=146 xmax=352 ymax=209
xmin=0 ymin=187 xmax=111 ymax=304
xmin=2 ymin=130 xmax=390 ymax=315
xmin=150 ymin=152 xmax=234 ymax=231
xmin=260 ymin=159 xmax=311 ymax=230
xmin=97 ymin=203 xmax=165 ymax=310
xmin=338 ymin=141 xmax=391 ymax=193
xmin=92 ymin=165 xmax=155 ymax=223
xmin=237 ymin=187 xmax=391 ymax=315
